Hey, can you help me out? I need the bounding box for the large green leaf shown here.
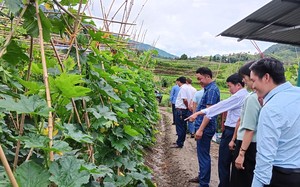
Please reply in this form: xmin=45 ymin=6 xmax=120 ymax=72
xmin=54 ymin=73 xmax=91 ymax=98
xmin=87 ymin=105 xmax=117 ymax=122
xmin=0 ymin=95 xmax=51 ymax=117
xmin=109 ymin=136 xmax=130 ymax=152
xmin=123 ymin=125 xmax=141 ymax=137
xmin=63 ymin=124 xmax=93 ymax=143
xmin=16 ymin=78 xmax=44 ymax=95
xmin=50 ymin=140 xmax=72 ymax=153
xmin=49 ymin=156 xmax=90 ymax=187
xmin=15 ymin=161 xmax=50 ymax=187
xmin=97 ymin=78 xmax=120 ymax=100
xmin=63 ymin=57 xmax=76 ymax=72
xmin=0 ymin=84 xmax=19 ymax=98
xmin=5 ymin=0 xmax=22 ymax=14
xmin=2 ymin=40 xmax=29 ymax=66
xmin=80 ymin=163 xmax=113 ymax=179
xmin=23 ymin=5 xmax=51 ymax=41
xmin=20 ymin=133 xmax=49 ymax=149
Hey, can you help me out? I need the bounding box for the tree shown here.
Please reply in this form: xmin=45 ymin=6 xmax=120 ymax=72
xmin=180 ymin=54 xmax=188 ymax=60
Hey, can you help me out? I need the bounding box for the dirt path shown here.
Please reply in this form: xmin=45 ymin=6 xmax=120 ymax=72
xmin=145 ymin=107 xmax=219 ymax=187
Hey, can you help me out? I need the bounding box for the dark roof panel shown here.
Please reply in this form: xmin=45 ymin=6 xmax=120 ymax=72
xmin=219 ymin=0 xmax=300 ymax=46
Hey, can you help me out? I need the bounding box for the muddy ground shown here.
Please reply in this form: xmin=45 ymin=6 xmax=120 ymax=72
xmin=145 ymin=107 xmax=219 ymax=187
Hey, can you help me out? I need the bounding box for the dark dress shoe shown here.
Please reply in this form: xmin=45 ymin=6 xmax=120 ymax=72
xmin=170 ymin=145 xmax=183 ymax=148
xmin=188 ymin=176 xmax=199 ymax=183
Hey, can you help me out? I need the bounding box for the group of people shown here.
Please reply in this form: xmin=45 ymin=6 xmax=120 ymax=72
xmin=169 ymin=77 xmax=203 ymax=142
xmin=169 ymin=58 xmax=300 ymax=187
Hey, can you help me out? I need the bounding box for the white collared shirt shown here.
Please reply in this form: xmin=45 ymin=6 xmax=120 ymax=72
xmin=175 ymin=84 xmax=196 ymax=109
xmin=201 ymin=88 xmax=249 ymax=127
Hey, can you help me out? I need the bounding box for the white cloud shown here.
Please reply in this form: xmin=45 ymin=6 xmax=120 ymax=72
xmin=88 ymin=0 xmax=274 ymax=57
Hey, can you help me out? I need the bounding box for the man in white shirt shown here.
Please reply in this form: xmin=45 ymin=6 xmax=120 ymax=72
xmin=173 ymin=76 xmax=195 ymax=148
xmin=186 ymin=78 xmax=197 ymax=137
xmin=187 ymin=73 xmax=248 ymax=187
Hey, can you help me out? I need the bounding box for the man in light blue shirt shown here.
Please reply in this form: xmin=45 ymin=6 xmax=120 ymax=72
xmin=170 ymin=78 xmax=180 ymax=125
xmin=188 ymin=89 xmax=204 ymax=138
xmin=250 ymin=58 xmax=300 ymax=187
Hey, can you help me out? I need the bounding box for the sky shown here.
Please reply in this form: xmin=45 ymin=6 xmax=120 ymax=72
xmin=88 ymin=0 xmax=275 ymax=57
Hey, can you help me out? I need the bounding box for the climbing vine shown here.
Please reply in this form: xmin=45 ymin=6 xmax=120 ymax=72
xmin=0 ymin=0 xmax=159 ymax=186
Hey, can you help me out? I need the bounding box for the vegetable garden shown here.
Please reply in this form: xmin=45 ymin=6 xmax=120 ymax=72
xmin=0 ymin=0 xmax=159 ymax=186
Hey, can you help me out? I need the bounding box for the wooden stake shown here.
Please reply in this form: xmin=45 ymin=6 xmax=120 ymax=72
xmin=0 ymin=145 xmax=19 ymax=187
xmin=35 ymin=0 xmax=54 ymax=161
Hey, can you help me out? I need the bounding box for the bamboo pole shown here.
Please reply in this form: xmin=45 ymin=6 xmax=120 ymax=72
xmin=107 ymin=1 xmax=126 ymax=29
xmin=35 ymin=0 xmax=54 ymax=161
xmin=0 ymin=145 xmax=19 ymax=187
xmin=125 ymin=0 xmax=148 ymax=35
xmin=99 ymin=0 xmax=109 ymax=31
xmin=50 ymin=38 xmax=64 ymax=71
xmin=118 ymin=0 xmax=128 ymax=37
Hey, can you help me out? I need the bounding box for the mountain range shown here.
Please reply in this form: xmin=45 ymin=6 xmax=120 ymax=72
xmin=134 ymin=41 xmax=300 ymax=63
xmin=133 ymin=41 xmax=178 ymax=59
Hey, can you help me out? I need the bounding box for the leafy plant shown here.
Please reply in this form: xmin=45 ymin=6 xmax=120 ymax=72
xmin=0 ymin=0 xmax=159 ymax=186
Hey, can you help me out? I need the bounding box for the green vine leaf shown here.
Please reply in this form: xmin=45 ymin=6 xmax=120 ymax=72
xmin=50 ymin=140 xmax=72 ymax=153
xmin=23 ymin=5 xmax=52 ymax=41
xmin=97 ymin=78 xmax=120 ymax=100
xmin=63 ymin=57 xmax=76 ymax=72
xmin=20 ymin=133 xmax=49 ymax=149
xmin=2 ymin=40 xmax=29 ymax=66
xmin=123 ymin=125 xmax=141 ymax=137
xmin=49 ymin=156 xmax=90 ymax=187
xmin=54 ymin=73 xmax=91 ymax=98
xmin=63 ymin=124 xmax=93 ymax=143
xmin=109 ymin=135 xmax=130 ymax=152
xmin=17 ymin=78 xmax=44 ymax=95
xmin=80 ymin=163 xmax=113 ymax=179
xmin=0 ymin=95 xmax=52 ymax=117
xmin=87 ymin=105 xmax=117 ymax=122
xmin=15 ymin=161 xmax=50 ymax=187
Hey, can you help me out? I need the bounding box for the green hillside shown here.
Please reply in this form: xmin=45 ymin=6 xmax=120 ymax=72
xmin=264 ymin=44 xmax=300 ymax=64
xmin=132 ymin=41 xmax=178 ymax=59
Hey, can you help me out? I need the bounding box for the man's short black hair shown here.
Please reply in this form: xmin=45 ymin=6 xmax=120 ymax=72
xmin=238 ymin=61 xmax=256 ymax=77
xmin=226 ymin=73 xmax=244 ymax=87
xmin=178 ymin=76 xmax=186 ymax=84
xmin=196 ymin=67 xmax=213 ymax=78
xmin=250 ymin=58 xmax=286 ymax=85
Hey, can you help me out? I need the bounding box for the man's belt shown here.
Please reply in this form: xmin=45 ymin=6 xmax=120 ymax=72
xmin=176 ymin=108 xmax=188 ymax=110
xmin=274 ymin=166 xmax=300 ymax=174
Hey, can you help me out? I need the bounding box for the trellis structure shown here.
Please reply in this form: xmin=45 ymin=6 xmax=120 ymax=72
xmin=0 ymin=1 xmax=158 ymax=186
